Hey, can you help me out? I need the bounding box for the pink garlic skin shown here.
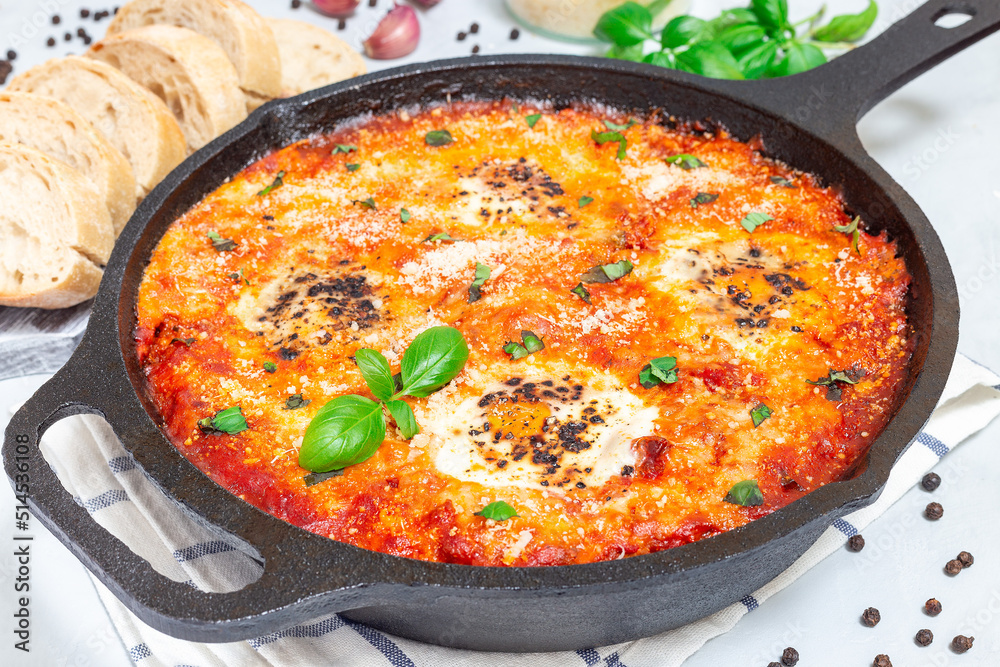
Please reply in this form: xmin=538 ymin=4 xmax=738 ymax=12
xmin=311 ymin=0 xmax=361 ymax=17
xmin=363 ymin=5 xmax=421 ymax=60
xmin=410 ymin=0 xmax=442 ymax=7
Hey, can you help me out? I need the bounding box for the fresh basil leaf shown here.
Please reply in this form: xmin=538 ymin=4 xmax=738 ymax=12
xmin=581 ymin=259 xmax=633 ymax=284
xmin=385 ymin=399 xmax=419 ymax=439
xmin=355 ymin=348 xmax=395 ymax=401
xmin=424 ymin=231 xmax=457 ymax=242
xmin=425 ymin=130 xmax=454 ymax=146
xmin=399 ymin=326 xmax=470 ymax=398
xmin=806 ymin=368 xmax=863 ymax=402
xmin=263 ymin=361 xmax=277 ymax=373
xmin=770 ymin=41 xmax=827 ymax=77
xmin=299 ymin=395 xmax=386 ymax=472
xmin=400 ymin=208 xmax=411 ymax=223
xmin=571 ymin=282 xmax=592 ymax=303
xmin=642 ymin=50 xmax=676 ymax=68
xmin=257 ymin=170 xmax=286 ymax=197
xmin=675 ymin=41 xmax=746 ymax=80
xmin=834 ymin=216 xmax=862 ymax=254
xmin=750 ymin=403 xmax=772 ymax=427
xmin=741 ymin=211 xmax=774 ymax=233
xmin=521 ymin=330 xmax=544 ymax=353
xmin=333 ymin=144 xmax=358 ymax=154
xmin=661 ymin=15 xmax=711 ymax=49
xmin=303 ymin=468 xmax=344 ymax=487
xmin=770 ymin=175 xmax=796 ymax=188
xmin=665 ymin=153 xmax=706 ymax=170
xmin=392 ymin=371 xmax=403 ymax=394
xmin=737 ymin=38 xmax=780 ymax=79
xmin=346 ymin=163 xmax=360 ymax=172
xmin=716 ymin=23 xmax=768 ymax=54
xmin=593 ymin=1 xmax=653 ymax=47
xmin=468 ymin=262 xmax=491 ymax=303
xmin=724 ymin=479 xmax=764 ymax=506
xmin=503 ymin=341 xmax=530 ymax=360
xmin=813 ymin=0 xmax=877 ymax=42
xmin=690 ymin=192 xmax=719 ymax=208
xmin=639 ymin=356 xmax=678 ymax=388
xmin=751 ymin=0 xmax=790 ymax=34
xmin=198 ymin=406 xmax=248 ymax=435
xmin=607 ymin=43 xmax=646 ymax=62
xmin=525 ymin=113 xmax=542 ymax=128
xmin=591 ymin=129 xmax=628 ymax=160
xmin=207 ymin=230 xmax=237 ymax=252
xmin=603 ymin=118 xmax=638 ymax=132
xmin=354 ymin=197 xmax=376 ymax=210
xmin=475 ymin=500 xmax=519 ymax=521
xmin=578 ymin=196 xmax=594 ymax=208
xmin=284 ymin=393 xmax=311 ymax=410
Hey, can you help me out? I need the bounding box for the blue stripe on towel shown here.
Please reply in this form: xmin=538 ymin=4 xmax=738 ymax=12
xmin=172 ymin=540 xmax=236 ymax=563
xmin=248 ymin=616 xmax=345 ymax=649
xmin=108 ymin=456 xmax=137 ymax=474
xmin=577 ymin=648 xmax=601 ymax=666
xmin=83 ymin=489 xmax=128 ymax=513
xmin=916 ymin=432 xmax=949 ymax=458
xmin=833 ymin=518 xmax=858 ymax=537
xmin=129 ymin=643 xmax=151 ymax=661
xmin=741 ymin=594 xmax=759 ymax=611
xmin=342 ymin=617 xmax=416 ymax=667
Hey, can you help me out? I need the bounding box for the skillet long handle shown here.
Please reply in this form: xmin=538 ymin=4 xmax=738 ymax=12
xmin=742 ymin=0 xmax=1000 ymax=135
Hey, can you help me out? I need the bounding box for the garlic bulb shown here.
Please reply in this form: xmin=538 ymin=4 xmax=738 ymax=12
xmin=363 ymin=4 xmax=420 ymax=60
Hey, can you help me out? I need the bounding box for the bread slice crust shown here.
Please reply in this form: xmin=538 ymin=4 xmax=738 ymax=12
xmin=268 ymin=18 xmax=366 ymax=98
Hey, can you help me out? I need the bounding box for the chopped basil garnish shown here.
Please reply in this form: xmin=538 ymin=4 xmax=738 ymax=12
xmin=571 ymin=282 xmax=592 ymax=303
xmin=665 ymin=154 xmax=706 ymax=170
xmin=525 ymin=113 xmax=542 ymax=128
xmin=591 ymin=129 xmax=627 ymax=160
xmin=741 ymin=211 xmax=774 ymax=233
xmin=835 ymin=216 xmax=862 ymax=255
xmin=425 ymin=129 xmax=454 ymax=146
xmin=400 ymin=208 xmax=411 ymax=223
xmin=690 ymin=192 xmax=719 ymax=208
xmin=770 ymin=175 xmax=796 ymax=188
xmin=333 ymin=144 xmax=358 ymax=154
xmin=198 ymin=406 xmax=248 ymax=435
xmin=503 ymin=330 xmax=544 ymax=360
xmin=207 ymin=230 xmax=237 ymax=252
xmin=639 ymin=356 xmax=679 ymax=388
xmin=424 ymin=231 xmax=457 ymax=242
xmin=578 ymin=196 xmax=594 ymax=208
xmin=475 ymin=500 xmax=519 ymax=521
xmin=263 ymin=361 xmax=277 ymax=373
xmin=257 ymin=170 xmax=286 ymax=197
xmin=724 ymin=480 xmax=764 ymax=506
xmin=346 ymin=163 xmax=360 ymax=172
xmin=354 ymin=197 xmax=376 ymax=210
xmin=750 ymin=403 xmax=772 ymax=427
xmin=806 ymin=368 xmax=865 ymax=401
xmin=581 ymin=259 xmax=633 ymax=284
xmin=299 ymin=327 xmax=469 ymax=472
xmin=603 ymin=118 xmax=638 ymax=131
xmin=171 ymin=337 xmax=195 ymax=346
xmin=303 ymin=468 xmax=344 ymax=487
xmin=284 ymin=393 xmax=311 ymax=410
xmin=468 ymin=262 xmax=491 ymax=303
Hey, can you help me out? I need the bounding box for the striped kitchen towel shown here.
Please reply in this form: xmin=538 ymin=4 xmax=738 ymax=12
xmin=33 ymin=353 xmax=1000 ymax=667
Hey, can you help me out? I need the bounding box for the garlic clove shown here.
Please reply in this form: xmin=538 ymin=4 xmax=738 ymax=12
xmin=310 ymin=0 xmax=361 ymax=16
xmin=409 ymin=0 xmax=442 ymax=7
xmin=363 ymin=4 xmax=420 ymax=60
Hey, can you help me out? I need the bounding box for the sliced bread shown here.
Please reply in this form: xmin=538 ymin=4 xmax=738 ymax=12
xmin=106 ymin=0 xmax=282 ymax=106
xmin=7 ymin=56 xmax=186 ymax=197
xmin=0 ymin=91 xmax=137 ymax=236
xmin=0 ymin=143 xmax=114 ymax=309
xmin=87 ymin=25 xmax=248 ymax=152
xmin=268 ymin=18 xmax=366 ymax=98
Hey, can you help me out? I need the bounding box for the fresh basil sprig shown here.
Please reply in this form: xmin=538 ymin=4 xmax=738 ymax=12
xmin=475 ymin=500 xmax=519 ymax=521
xmin=591 ymin=129 xmax=628 ymax=160
xmin=207 ymin=231 xmax=236 ymax=252
xmin=666 ymin=154 xmax=706 ymax=170
xmin=571 ymin=282 xmax=592 ymax=303
xmin=724 ymin=479 xmax=764 ymax=506
xmin=425 ymin=130 xmax=454 ymax=146
xmin=690 ymin=192 xmax=719 ymax=208
xmin=594 ymin=0 xmax=878 ymax=80
xmin=581 ymin=260 xmax=633 ymax=284
xmin=468 ymin=262 xmax=491 ymax=303
xmin=741 ymin=211 xmax=774 ymax=233
xmin=198 ymin=406 xmax=248 ymax=435
xmin=807 ymin=368 xmax=864 ymax=402
xmin=298 ymin=327 xmax=470 ymax=473
xmin=750 ymin=403 xmax=772 ymax=427
xmin=525 ymin=113 xmax=542 ymax=128
xmin=835 ymin=216 xmax=862 ymax=255
xmin=257 ymin=170 xmax=285 ymax=197
xmin=503 ymin=330 xmax=544 ymax=360
xmin=639 ymin=356 xmax=679 ymax=388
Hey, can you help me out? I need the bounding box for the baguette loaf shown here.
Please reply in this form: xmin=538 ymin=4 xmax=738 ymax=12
xmin=0 ymin=92 xmax=137 ymax=236
xmin=268 ymin=18 xmax=366 ymax=98
xmin=0 ymin=143 xmax=114 ymax=309
xmin=88 ymin=25 xmax=248 ymax=152
xmin=106 ymin=0 xmax=281 ymax=106
xmin=7 ymin=56 xmax=186 ymax=198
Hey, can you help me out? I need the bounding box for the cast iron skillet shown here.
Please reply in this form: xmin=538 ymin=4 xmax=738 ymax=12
xmin=4 ymin=0 xmax=998 ymax=652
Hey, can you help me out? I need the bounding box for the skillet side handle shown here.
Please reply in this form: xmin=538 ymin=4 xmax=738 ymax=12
xmin=746 ymin=0 xmax=1000 ymax=134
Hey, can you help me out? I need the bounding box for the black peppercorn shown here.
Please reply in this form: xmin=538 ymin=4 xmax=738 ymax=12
xmin=873 ymin=655 xmax=892 ymax=667
xmin=80 ymin=9 xmax=91 ymax=18
xmin=64 ymin=32 xmax=72 ymax=41
xmin=46 ymin=37 xmax=56 ymax=46
xmin=957 ymin=551 xmax=973 ymax=568
xmin=848 ymin=534 xmax=865 ymax=551
xmin=457 ymin=31 xmax=467 ymax=41
xmin=0 ymin=60 xmax=12 ymax=86
xmin=945 ymin=559 xmax=963 ymax=575
xmin=924 ymin=598 xmax=942 ymax=616
xmin=510 ymin=28 xmax=520 ymax=40
xmin=781 ymin=647 xmax=799 ymax=666
xmin=471 ymin=45 xmax=480 ymax=54
xmin=925 ymin=501 xmax=943 ymax=520
xmin=337 ymin=19 xmax=346 ymax=30
xmin=921 ymin=472 xmax=941 ymax=491
xmin=291 ymin=0 xmax=302 ymax=7
xmin=768 ymin=663 xmax=781 ymax=667
xmin=6 ymin=49 xmax=16 ymax=60
xmin=470 ymin=22 xmax=480 ymax=34
xmin=83 ymin=36 xmax=93 ymax=45
xmin=951 ymin=635 xmax=974 ymax=653
xmin=862 ymin=607 xmax=881 ymax=627
xmin=52 ymin=15 xmax=61 ymax=24
xmin=915 ymin=629 xmax=933 ymax=646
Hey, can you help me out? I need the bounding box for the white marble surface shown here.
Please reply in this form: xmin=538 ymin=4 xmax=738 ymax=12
xmin=1 ymin=0 xmax=999 ymax=665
